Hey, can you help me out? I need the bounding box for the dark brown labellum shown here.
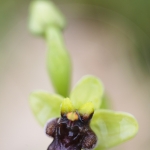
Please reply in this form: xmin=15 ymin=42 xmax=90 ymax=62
xmin=45 ymin=111 xmax=97 ymax=150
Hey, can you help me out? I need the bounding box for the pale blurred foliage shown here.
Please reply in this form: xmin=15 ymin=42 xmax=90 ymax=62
xmin=0 ymin=1 xmax=150 ymax=150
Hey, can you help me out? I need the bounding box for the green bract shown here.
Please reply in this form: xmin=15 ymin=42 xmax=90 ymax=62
xmin=29 ymin=0 xmax=71 ymax=98
xmin=29 ymin=76 xmax=138 ymax=150
xmin=46 ymin=27 xmax=71 ymax=97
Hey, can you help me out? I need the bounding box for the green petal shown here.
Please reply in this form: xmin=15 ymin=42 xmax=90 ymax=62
xmin=46 ymin=27 xmax=71 ymax=97
xmin=28 ymin=0 xmax=66 ymax=36
xmin=78 ymin=102 xmax=94 ymax=116
xmin=61 ymin=98 xmax=75 ymax=114
xmin=70 ymin=75 xmax=104 ymax=109
xmin=29 ymin=91 xmax=63 ymax=126
xmin=91 ymin=110 xmax=138 ymax=150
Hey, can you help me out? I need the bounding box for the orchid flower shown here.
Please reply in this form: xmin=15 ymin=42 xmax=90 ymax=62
xmin=28 ymin=1 xmax=138 ymax=150
xmin=29 ymin=76 xmax=138 ymax=150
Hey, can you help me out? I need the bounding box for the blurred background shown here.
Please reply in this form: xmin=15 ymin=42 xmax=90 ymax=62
xmin=0 ymin=0 xmax=150 ymax=150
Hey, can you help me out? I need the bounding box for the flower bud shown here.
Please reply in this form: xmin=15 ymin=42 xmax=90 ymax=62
xmin=29 ymin=0 xmax=66 ymax=36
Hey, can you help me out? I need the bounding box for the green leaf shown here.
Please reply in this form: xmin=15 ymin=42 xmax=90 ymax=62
xmin=28 ymin=0 xmax=66 ymax=36
xmin=70 ymin=75 xmax=104 ymax=109
xmin=91 ymin=109 xmax=138 ymax=150
xmin=29 ymin=91 xmax=63 ymax=126
xmin=46 ymin=27 xmax=71 ymax=97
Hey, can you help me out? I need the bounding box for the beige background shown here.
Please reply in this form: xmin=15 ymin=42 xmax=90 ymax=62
xmin=0 ymin=2 xmax=150 ymax=150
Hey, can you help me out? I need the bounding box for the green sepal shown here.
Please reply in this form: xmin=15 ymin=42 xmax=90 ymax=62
xmin=91 ymin=109 xmax=139 ymax=150
xmin=28 ymin=0 xmax=66 ymax=36
xmin=61 ymin=98 xmax=75 ymax=114
xmin=46 ymin=27 xmax=71 ymax=97
xmin=70 ymin=75 xmax=104 ymax=110
xmin=29 ymin=90 xmax=63 ymax=126
xmin=100 ymin=94 xmax=111 ymax=109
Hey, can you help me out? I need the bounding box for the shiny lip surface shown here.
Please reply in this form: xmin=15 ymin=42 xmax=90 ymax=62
xmin=46 ymin=112 xmax=97 ymax=150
